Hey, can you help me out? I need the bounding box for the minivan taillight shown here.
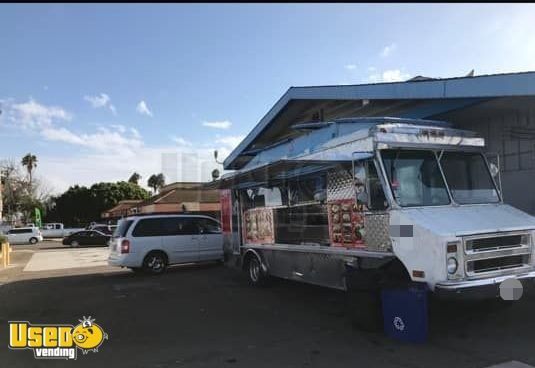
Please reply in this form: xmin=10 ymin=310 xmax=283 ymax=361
xmin=120 ymin=239 xmax=130 ymax=254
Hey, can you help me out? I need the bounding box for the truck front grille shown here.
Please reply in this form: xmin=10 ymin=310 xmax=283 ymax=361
xmin=466 ymin=234 xmax=525 ymax=252
xmin=464 ymin=232 xmax=532 ymax=277
xmin=467 ymin=254 xmax=530 ymax=274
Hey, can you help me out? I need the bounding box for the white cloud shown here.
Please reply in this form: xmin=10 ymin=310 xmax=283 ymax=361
xmin=136 ymin=100 xmax=153 ymax=117
xmin=130 ymin=127 xmax=141 ymax=139
xmin=344 ymin=64 xmax=357 ymax=71
xmin=215 ymin=135 xmax=245 ymax=149
xmin=1 ymin=98 xmax=229 ymax=193
xmin=84 ymin=93 xmax=116 ymax=115
xmin=380 ymin=43 xmax=397 ymax=58
xmin=35 ymin=139 xmax=234 ymax=193
xmin=41 ymin=126 xmax=143 ymax=155
xmin=111 ymin=124 xmax=126 ymax=133
xmin=202 ymin=120 xmax=232 ymax=129
xmin=41 ymin=127 xmax=84 ymax=145
xmin=84 ymin=93 xmax=109 ymax=108
xmin=171 ymin=136 xmax=192 ymax=146
xmin=368 ymin=69 xmax=410 ymax=83
xmin=8 ymin=98 xmax=72 ymax=129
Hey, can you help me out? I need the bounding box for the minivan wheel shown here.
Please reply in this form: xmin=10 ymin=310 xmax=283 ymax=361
xmin=143 ymin=252 xmax=167 ymax=275
xmin=29 ymin=237 xmax=38 ymax=245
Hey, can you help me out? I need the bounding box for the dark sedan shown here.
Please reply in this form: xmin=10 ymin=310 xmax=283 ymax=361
xmin=62 ymin=230 xmax=111 ymax=247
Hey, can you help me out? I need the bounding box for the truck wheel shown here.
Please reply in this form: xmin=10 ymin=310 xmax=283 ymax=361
xmin=29 ymin=237 xmax=38 ymax=245
xmin=246 ymin=255 xmax=269 ymax=287
xmin=143 ymin=251 xmax=167 ymax=275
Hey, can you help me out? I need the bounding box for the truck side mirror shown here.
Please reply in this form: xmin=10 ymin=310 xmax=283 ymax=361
xmin=486 ymin=152 xmax=503 ymax=199
xmin=489 ymin=162 xmax=499 ymax=178
xmin=314 ymin=190 xmax=326 ymax=202
xmin=356 ymin=190 xmax=368 ymax=205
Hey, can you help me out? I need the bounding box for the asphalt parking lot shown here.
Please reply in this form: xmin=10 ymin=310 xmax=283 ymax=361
xmin=0 ymin=241 xmax=534 ymax=368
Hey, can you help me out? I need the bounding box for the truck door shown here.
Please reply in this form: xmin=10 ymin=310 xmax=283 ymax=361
xmin=353 ymin=156 xmax=391 ymax=251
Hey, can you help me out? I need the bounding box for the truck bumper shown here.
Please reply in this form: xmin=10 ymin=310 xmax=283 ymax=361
xmin=434 ymin=270 xmax=535 ymax=300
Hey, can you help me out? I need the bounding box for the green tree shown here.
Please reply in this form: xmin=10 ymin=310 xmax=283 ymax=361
xmin=21 ymin=153 xmax=37 ymax=187
xmin=45 ymin=181 xmax=150 ymax=227
xmin=147 ymin=173 xmax=165 ymax=193
xmin=128 ymin=172 xmax=141 ymax=185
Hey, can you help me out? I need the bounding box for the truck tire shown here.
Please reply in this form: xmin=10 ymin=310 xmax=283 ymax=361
xmin=29 ymin=237 xmax=38 ymax=245
xmin=142 ymin=251 xmax=167 ymax=275
xmin=246 ymin=254 xmax=269 ymax=287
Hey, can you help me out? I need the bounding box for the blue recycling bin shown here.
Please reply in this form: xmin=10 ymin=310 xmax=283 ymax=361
xmin=381 ymin=284 xmax=429 ymax=343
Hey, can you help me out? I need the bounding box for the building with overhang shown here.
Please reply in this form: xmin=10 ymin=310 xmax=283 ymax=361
xmin=224 ymin=71 xmax=535 ymax=215
xmin=101 ymin=182 xmax=221 ymax=221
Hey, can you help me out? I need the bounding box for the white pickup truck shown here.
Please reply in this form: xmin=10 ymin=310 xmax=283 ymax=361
xmin=40 ymin=223 xmax=85 ymax=238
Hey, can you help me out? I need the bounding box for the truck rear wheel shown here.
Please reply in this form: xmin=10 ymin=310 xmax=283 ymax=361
xmin=246 ymin=254 xmax=269 ymax=287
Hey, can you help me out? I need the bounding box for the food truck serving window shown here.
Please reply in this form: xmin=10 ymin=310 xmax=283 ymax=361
xmin=289 ymin=175 xmax=326 ymax=205
xmin=243 ymin=186 xmax=287 ymax=209
xmin=382 ymin=149 xmax=450 ymax=207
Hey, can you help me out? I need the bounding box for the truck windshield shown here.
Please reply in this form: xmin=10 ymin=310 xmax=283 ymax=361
xmin=381 ymin=150 xmax=450 ymax=207
xmin=439 ymin=151 xmax=500 ymax=204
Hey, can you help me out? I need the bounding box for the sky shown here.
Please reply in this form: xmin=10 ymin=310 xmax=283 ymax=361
xmin=1 ymin=3 xmax=535 ymax=194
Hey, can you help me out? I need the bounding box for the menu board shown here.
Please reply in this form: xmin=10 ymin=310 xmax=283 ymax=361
xmin=243 ymin=207 xmax=275 ymax=244
xmin=327 ymin=199 xmax=366 ymax=248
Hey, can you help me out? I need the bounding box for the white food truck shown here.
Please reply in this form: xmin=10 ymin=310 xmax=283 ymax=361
xmin=214 ymin=117 xmax=535 ymax=302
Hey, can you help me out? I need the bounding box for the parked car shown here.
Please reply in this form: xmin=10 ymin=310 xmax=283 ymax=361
xmin=108 ymin=215 xmax=223 ymax=274
xmin=63 ymin=230 xmax=111 ymax=247
xmin=7 ymin=227 xmax=43 ymax=245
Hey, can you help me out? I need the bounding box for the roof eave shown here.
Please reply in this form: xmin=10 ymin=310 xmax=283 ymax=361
xmin=223 ymin=71 xmax=535 ymax=170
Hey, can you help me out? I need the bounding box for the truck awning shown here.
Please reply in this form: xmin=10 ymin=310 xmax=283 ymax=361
xmin=205 ymin=151 xmax=372 ymax=190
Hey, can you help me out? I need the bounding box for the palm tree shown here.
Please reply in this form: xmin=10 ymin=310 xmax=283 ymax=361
xmin=128 ymin=172 xmax=141 ymax=185
xmin=147 ymin=173 xmax=165 ymax=194
xmin=21 ymin=153 xmax=37 ymax=186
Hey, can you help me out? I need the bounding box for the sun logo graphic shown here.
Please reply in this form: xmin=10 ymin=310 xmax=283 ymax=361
xmin=8 ymin=316 xmax=108 ymax=360
xmin=71 ymin=316 xmax=108 ymax=354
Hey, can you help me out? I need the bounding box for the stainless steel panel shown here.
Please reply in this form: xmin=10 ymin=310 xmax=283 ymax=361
xmin=363 ymin=213 xmax=392 ymax=252
xmin=327 ymin=170 xmax=354 ymax=201
xmin=261 ymin=248 xmax=348 ymax=290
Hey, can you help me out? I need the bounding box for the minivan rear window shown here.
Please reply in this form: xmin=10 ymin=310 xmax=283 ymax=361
xmin=114 ymin=220 xmax=134 ymax=237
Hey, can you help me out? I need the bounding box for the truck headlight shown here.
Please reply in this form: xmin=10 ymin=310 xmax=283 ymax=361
xmin=447 ymin=257 xmax=458 ymax=274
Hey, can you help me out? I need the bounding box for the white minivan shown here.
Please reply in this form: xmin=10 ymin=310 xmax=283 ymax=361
xmin=6 ymin=227 xmax=43 ymax=245
xmin=108 ymin=214 xmax=223 ymax=274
